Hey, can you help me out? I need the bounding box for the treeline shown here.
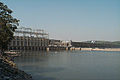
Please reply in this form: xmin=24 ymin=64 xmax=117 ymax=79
xmin=0 ymin=1 xmax=19 ymax=55
xmin=71 ymin=41 xmax=120 ymax=48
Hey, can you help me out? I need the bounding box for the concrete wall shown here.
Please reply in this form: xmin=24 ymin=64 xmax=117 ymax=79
xmin=8 ymin=36 xmax=49 ymax=51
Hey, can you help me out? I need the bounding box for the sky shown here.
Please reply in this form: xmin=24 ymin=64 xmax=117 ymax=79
xmin=1 ymin=0 xmax=120 ymax=41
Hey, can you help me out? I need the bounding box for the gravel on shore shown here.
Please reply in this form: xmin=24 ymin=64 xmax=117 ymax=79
xmin=0 ymin=56 xmax=33 ymax=80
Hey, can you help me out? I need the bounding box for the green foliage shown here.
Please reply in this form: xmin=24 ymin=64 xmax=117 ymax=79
xmin=0 ymin=1 xmax=19 ymax=52
xmin=84 ymin=40 xmax=120 ymax=48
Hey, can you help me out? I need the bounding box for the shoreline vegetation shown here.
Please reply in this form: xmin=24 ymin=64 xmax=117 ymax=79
xmin=0 ymin=1 xmax=32 ymax=79
xmin=0 ymin=55 xmax=33 ymax=80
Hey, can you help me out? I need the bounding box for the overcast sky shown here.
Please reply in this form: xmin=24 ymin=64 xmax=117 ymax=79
xmin=1 ymin=0 xmax=120 ymax=41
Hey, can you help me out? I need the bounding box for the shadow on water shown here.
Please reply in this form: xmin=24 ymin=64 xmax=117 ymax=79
xmin=21 ymin=66 xmax=65 ymax=73
xmin=33 ymin=75 xmax=57 ymax=80
xmin=15 ymin=51 xmax=65 ymax=80
xmin=25 ymin=67 xmax=64 ymax=80
xmin=20 ymin=66 xmax=64 ymax=80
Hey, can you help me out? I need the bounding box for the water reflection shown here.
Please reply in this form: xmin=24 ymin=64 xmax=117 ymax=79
xmin=15 ymin=51 xmax=120 ymax=80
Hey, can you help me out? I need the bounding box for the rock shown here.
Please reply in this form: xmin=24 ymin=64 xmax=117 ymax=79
xmin=0 ymin=56 xmax=33 ymax=80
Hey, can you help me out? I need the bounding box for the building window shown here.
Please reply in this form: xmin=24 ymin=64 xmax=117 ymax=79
xmin=21 ymin=41 xmax=23 ymax=46
xmin=17 ymin=41 xmax=19 ymax=46
xmin=13 ymin=41 xmax=16 ymax=46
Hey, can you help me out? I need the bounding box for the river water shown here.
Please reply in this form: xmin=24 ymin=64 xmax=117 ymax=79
xmin=14 ymin=51 xmax=120 ymax=80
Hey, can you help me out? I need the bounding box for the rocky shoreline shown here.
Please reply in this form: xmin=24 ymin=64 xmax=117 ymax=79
xmin=0 ymin=56 xmax=33 ymax=80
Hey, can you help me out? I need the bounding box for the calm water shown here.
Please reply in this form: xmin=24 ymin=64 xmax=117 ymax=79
xmin=14 ymin=51 xmax=120 ymax=80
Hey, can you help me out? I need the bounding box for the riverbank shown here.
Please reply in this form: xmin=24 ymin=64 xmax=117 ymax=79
xmin=70 ymin=47 xmax=120 ymax=51
xmin=0 ymin=55 xmax=33 ymax=80
xmin=91 ymin=48 xmax=120 ymax=51
xmin=80 ymin=48 xmax=120 ymax=51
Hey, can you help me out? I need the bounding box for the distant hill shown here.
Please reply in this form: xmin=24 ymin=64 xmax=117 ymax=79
xmin=71 ymin=40 xmax=120 ymax=48
xmin=111 ymin=41 xmax=120 ymax=45
xmin=84 ymin=41 xmax=110 ymax=43
xmin=83 ymin=40 xmax=120 ymax=46
xmin=84 ymin=40 xmax=119 ymax=43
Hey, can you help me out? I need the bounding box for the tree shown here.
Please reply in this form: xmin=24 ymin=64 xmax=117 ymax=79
xmin=0 ymin=1 xmax=19 ymax=55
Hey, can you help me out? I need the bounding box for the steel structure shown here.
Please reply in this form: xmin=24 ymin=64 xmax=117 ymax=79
xmin=14 ymin=27 xmax=49 ymax=38
xmin=8 ymin=27 xmax=49 ymax=51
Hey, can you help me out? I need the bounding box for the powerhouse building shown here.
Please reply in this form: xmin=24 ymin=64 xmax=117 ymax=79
xmin=8 ymin=27 xmax=49 ymax=51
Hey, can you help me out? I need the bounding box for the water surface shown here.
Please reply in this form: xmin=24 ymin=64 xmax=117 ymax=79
xmin=15 ymin=51 xmax=120 ymax=80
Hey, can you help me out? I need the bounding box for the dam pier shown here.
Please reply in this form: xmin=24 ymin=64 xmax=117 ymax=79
xmin=8 ymin=27 xmax=71 ymax=51
xmin=7 ymin=27 xmax=120 ymax=52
